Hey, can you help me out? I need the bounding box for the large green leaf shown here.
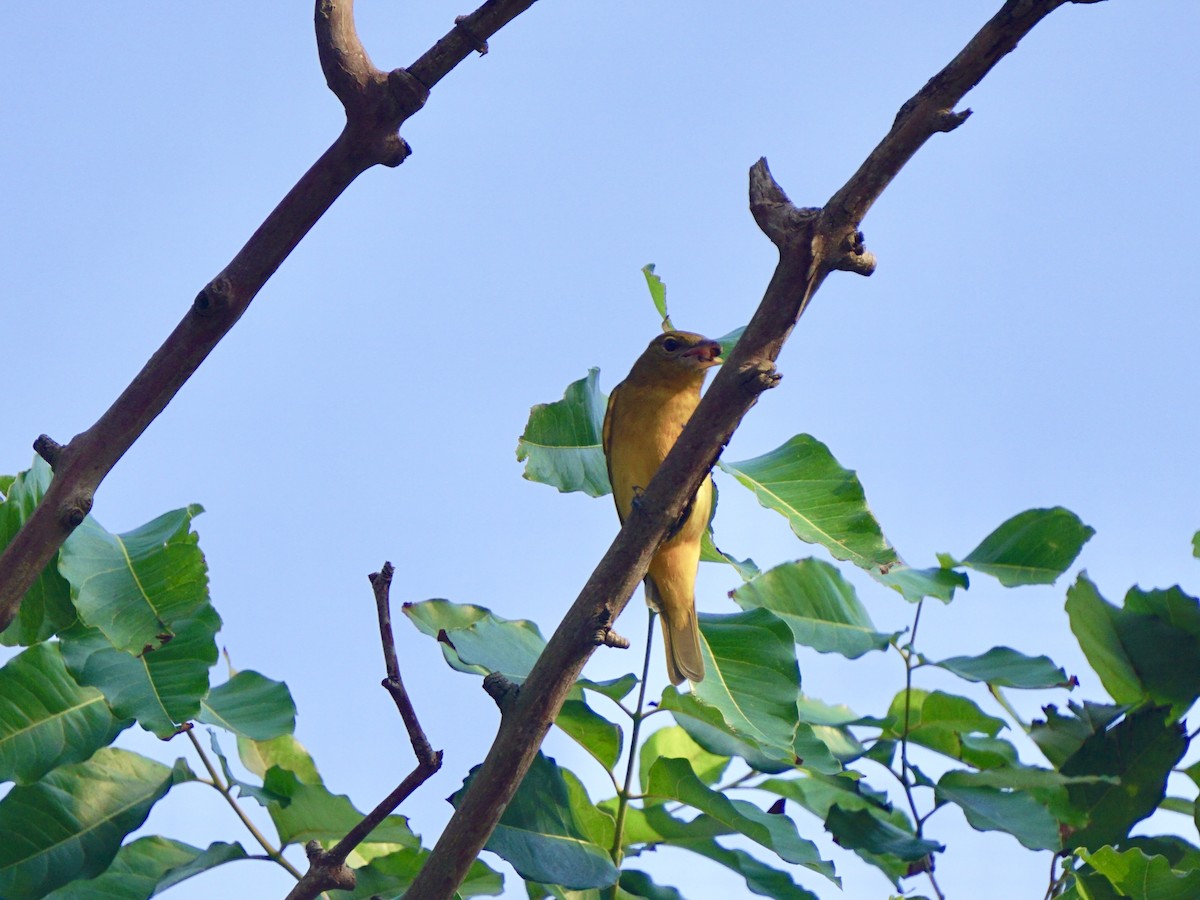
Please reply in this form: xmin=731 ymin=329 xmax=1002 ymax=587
xmin=58 ymin=505 xmax=209 ymax=655
xmin=1078 ymin=846 xmax=1200 ymax=900
xmin=1060 ymin=705 xmax=1187 ymax=850
xmin=404 ymin=599 xmax=627 ymax=767
xmin=60 ymin=604 xmax=222 ymax=739
xmin=197 ymin=670 xmax=297 ymax=741
xmin=693 ymin=609 xmax=803 ymax=758
xmin=639 ymin=725 xmax=729 ymax=801
xmin=932 ymin=646 xmax=1073 ymax=690
xmin=347 ymin=847 xmax=503 ymax=899
xmin=700 ymin=521 xmax=759 ymax=581
xmin=0 ymin=459 xmax=76 ymax=645
xmin=0 ymin=748 xmax=192 ymax=899
xmin=1066 ymin=575 xmax=1200 ymax=709
xmin=452 ymin=752 xmax=617 ymax=890
xmin=675 ymin=841 xmax=820 ymax=900
xmin=758 ymin=774 xmax=911 ymax=883
xmin=644 ymin=757 xmax=836 ymax=882
xmin=0 ymin=642 xmax=128 ymax=784
xmin=661 ymin=689 xmax=793 ymax=774
xmin=719 ymin=435 xmax=898 ymax=574
xmin=44 ymin=837 xmax=247 ymax=899
xmin=1029 ymin=701 xmax=1125 ymax=769
xmin=516 ymin=369 xmax=611 ymax=497
xmin=237 ymin=732 xmax=321 ymax=785
xmin=934 ymin=771 xmax=1062 ymax=851
xmin=824 ymin=806 xmax=942 ymax=863
xmin=732 ymin=559 xmax=895 ymax=658
xmin=264 ymin=765 xmax=418 ymax=850
xmin=863 ymin=689 xmax=1006 ymax=763
xmin=956 ymin=507 xmax=1093 ymax=587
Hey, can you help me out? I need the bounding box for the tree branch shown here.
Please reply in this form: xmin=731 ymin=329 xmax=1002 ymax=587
xmin=285 ymin=562 xmax=443 ymax=900
xmin=403 ymin=1 xmax=1103 ymax=896
xmin=0 ymin=0 xmax=539 ymax=634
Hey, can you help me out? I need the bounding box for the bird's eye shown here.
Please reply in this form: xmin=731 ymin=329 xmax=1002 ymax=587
xmin=662 ymin=337 xmax=681 ymax=352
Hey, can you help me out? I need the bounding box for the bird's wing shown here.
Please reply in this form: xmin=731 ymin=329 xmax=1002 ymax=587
xmin=602 ymin=384 xmax=623 ymax=523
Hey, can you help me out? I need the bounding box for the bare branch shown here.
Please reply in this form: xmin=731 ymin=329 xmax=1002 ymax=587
xmin=286 ymin=562 xmax=443 ymax=900
xmin=0 ymin=0 xmax=540 ymax=634
xmin=403 ymin=1 xmax=1103 ymax=896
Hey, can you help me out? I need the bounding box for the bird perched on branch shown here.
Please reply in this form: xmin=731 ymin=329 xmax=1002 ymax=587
xmin=602 ymin=330 xmax=723 ymax=684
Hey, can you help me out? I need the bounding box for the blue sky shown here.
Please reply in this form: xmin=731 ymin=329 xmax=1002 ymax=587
xmin=4 ymin=2 xmax=1198 ymax=898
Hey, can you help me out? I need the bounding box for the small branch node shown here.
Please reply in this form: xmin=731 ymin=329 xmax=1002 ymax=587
xmin=33 ymin=435 xmax=63 ymax=468
xmin=738 ymin=359 xmax=782 ymax=395
xmin=831 ymin=230 xmax=879 ymax=277
xmin=453 ymin=15 xmax=490 ymax=55
xmin=593 ymin=627 xmax=631 ymax=649
xmin=482 ymin=671 xmax=520 ymax=711
xmin=377 ymin=134 xmax=412 ymax=168
xmin=193 ymin=277 xmax=233 ymax=317
xmin=61 ymin=495 xmax=93 ymax=528
xmin=933 ymin=107 xmax=972 ymax=133
xmin=288 ymin=841 xmax=356 ymax=898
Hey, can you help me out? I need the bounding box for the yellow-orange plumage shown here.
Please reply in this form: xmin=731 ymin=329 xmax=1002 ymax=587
xmin=602 ymin=330 xmax=722 ymax=684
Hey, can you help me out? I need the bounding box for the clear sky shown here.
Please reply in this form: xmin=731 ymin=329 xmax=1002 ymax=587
xmin=3 ymin=2 xmax=1198 ymax=898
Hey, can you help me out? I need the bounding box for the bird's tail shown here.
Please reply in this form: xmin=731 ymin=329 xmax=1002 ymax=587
xmin=646 ymin=577 xmax=705 ymax=685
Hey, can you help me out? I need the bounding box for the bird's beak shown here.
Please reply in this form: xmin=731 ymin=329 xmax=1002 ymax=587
xmin=682 ymin=340 xmax=723 ymax=366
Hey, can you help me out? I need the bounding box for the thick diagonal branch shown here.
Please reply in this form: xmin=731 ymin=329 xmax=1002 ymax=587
xmin=0 ymin=0 xmax=539 ymax=633
xmin=403 ymin=1 xmax=1102 ymax=896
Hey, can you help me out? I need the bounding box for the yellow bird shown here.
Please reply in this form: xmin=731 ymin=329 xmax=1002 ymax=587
xmin=602 ymin=330 xmax=723 ymax=684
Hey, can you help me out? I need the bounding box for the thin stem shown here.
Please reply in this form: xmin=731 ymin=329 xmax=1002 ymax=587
xmin=608 ymin=611 xmax=658 ymax=871
xmin=896 ymin=601 xmax=924 ymax=832
xmin=186 ymin=730 xmax=302 ymax=880
xmin=990 ymin=684 xmax=1030 ymax=733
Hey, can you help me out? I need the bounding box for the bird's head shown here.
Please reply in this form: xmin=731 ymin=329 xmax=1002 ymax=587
xmin=629 ymin=330 xmax=724 ymax=385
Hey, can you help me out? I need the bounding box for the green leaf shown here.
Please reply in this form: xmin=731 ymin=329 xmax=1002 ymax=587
xmin=661 ymin=689 xmax=793 ymax=774
xmin=58 ymin=505 xmax=209 ymax=655
xmin=732 ymin=559 xmax=895 ymax=658
xmin=59 ymin=604 xmax=222 ymax=739
xmin=0 ymin=459 xmax=76 ymax=645
xmin=639 ymin=725 xmax=730 ymax=800
xmin=1060 ymin=705 xmax=1187 ymax=850
xmin=197 ymin=670 xmax=297 ymax=741
xmin=452 ymin=752 xmax=617 ymax=890
xmin=1078 ymin=846 xmax=1200 ymax=900
xmin=618 ymin=870 xmax=684 ymax=900
xmin=645 ymin=757 xmax=836 ymax=882
xmin=758 ymin=774 xmax=911 ymax=882
xmin=556 ymin=694 xmax=622 ymax=771
xmin=934 ymin=771 xmax=1062 ymax=851
xmin=671 ymin=841 xmax=821 ymax=900
xmin=0 ymin=642 xmax=128 ymax=784
xmin=237 ymin=733 xmax=321 ymax=785
xmin=44 ymin=837 xmax=247 ymax=899
xmin=404 ymin=600 xmax=627 ymax=765
xmin=720 ymin=435 xmax=898 ymax=575
xmin=693 ymin=609 xmax=803 ymax=758
xmin=1066 ymin=575 xmax=1200 ymax=709
xmin=875 ymin=565 xmax=968 ymax=604
xmin=824 ymin=806 xmax=942 ymax=862
xmin=932 ymin=646 xmax=1073 ymax=690
xmin=0 ymin=748 xmax=192 ymax=899
xmin=264 ymin=765 xmax=418 ymax=850
xmin=958 ymin=507 xmax=1093 ymax=587
xmin=714 ymin=326 xmax=746 ymax=358
xmin=578 ymin=674 xmax=638 ymax=704
xmin=865 ymin=689 xmax=1005 ymax=762
xmin=642 ymin=264 xmax=672 ymax=329
xmin=1192 ymin=530 xmax=1200 ymax=560
xmin=516 ymin=369 xmax=611 ymax=497
xmin=700 ymin=525 xmax=759 ymax=581
xmin=347 ymin=847 xmax=504 ymax=899
xmin=1029 ymin=701 xmax=1124 ymax=769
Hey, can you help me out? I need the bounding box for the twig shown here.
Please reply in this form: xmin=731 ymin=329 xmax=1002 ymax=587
xmin=186 ymin=730 xmax=303 ymax=880
xmin=607 ymin=612 xmax=658 ymax=872
xmin=0 ymin=0 xmax=541 ymax=633
xmin=286 ymin=562 xmax=442 ymax=900
xmin=404 ymin=3 xmax=1105 ymax=896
